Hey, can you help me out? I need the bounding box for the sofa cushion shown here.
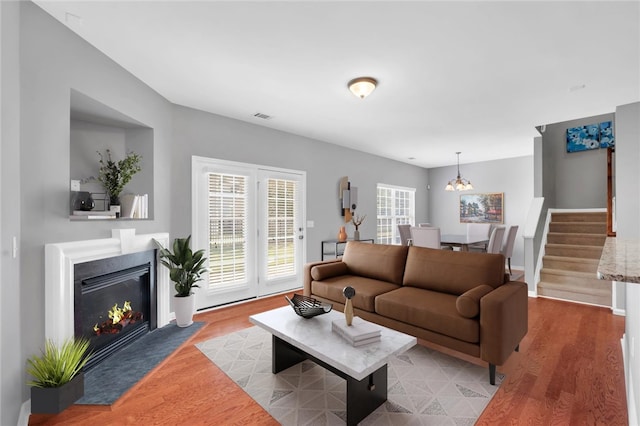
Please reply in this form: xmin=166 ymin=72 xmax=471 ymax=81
xmin=403 ymin=246 xmax=505 ymax=295
xmin=456 ymin=285 xmax=494 ymax=318
xmin=311 ymin=262 xmax=349 ymax=281
xmin=311 ymin=275 xmax=400 ymax=312
xmin=342 ymin=242 xmax=408 ymax=285
xmin=375 ymin=287 xmax=479 ymax=343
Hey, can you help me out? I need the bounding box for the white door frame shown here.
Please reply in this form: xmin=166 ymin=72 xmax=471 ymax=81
xmin=192 ymin=156 xmax=306 ymax=309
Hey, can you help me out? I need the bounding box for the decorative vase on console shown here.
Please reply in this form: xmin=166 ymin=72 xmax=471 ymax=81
xmin=351 ymin=214 xmax=366 ymax=242
xmin=338 ymin=226 xmax=347 ymax=242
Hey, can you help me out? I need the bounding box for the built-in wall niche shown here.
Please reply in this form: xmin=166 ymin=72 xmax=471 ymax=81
xmin=69 ymin=89 xmax=154 ymax=220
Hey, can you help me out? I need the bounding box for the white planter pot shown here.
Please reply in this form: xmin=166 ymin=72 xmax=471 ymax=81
xmin=173 ymin=294 xmax=195 ymax=327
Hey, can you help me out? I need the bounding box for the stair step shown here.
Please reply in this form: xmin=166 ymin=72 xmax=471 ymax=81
xmin=547 ymin=232 xmax=607 ymax=246
xmin=538 ymin=280 xmax=611 ymax=307
xmin=548 ymin=222 xmax=607 ymax=234
xmin=545 ymin=244 xmax=603 ymax=259
xmin=540 ymin=268 xmax=603 ymax=286
xmin=542 ymin=256 xmax=599 ymax=273
xmin=551 ymin=212 xmax=607 ymax=223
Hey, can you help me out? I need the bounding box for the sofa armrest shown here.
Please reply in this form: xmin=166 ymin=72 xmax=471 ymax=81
xmin=303 ymin=259 xmax=342 ymax=296
xmin=479 ymin=281 xmax=528 ymax=366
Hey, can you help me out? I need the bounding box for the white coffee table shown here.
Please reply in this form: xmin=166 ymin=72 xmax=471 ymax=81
xmin=249 ymin=306 xmax=417 ymax=425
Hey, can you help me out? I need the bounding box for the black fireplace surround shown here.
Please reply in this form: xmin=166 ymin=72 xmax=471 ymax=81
xmin=74 ymin=250 xmax=157 ymax=370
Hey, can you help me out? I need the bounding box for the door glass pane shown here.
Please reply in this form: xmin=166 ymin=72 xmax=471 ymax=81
xmin=208 ymin=173 xmax=247 ymax=288
xmin=266 ymin=178 xmax=297 ymax=279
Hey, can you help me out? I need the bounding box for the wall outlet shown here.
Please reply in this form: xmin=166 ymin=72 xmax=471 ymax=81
xmin=307 ymin=220 xmax=315 ymax=228
xmin=70 ymin=180 xmax=81 ymax=191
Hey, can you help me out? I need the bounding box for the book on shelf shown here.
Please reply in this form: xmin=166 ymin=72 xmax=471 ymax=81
xmin=332 ymin=316 xmax=381 ymax=346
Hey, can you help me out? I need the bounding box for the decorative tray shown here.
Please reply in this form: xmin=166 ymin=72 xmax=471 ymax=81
xmin=285 ymin=294 xmax=333 ymax=319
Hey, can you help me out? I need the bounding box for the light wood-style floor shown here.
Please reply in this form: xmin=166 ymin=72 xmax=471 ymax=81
xmin=30 ymin=293 xmax=627 ymax=425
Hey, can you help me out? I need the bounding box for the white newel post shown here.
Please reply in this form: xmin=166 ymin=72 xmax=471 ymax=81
xmin=44 ymin=229 xmax=170 ymax=345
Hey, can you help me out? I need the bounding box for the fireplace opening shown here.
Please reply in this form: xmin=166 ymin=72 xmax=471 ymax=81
xmin=74 ymin=250 xmax=157 ymax=370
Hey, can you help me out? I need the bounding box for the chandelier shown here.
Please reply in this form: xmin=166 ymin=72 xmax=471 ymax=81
xmin=445 ymin=152 xmax=473 ymax=191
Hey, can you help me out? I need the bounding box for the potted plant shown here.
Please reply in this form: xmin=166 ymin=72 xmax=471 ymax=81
xmin=156 ymin=235 xmax=208 ymax=327
xmin=27 ymin=337 xmax=91 ymax=414
xmin=96 ymin=149 xmax=142 ymax=216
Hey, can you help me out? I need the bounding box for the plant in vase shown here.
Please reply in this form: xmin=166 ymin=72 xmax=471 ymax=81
xmin=96 ymin=149 xmax=142 ymax=216
xmin=351 ymin=214 xmax=366 ymax=240
xmin=156 ymin=235 xmax=208 ymax=327
xmin=27 ymin=337 xmax=92 ymax=414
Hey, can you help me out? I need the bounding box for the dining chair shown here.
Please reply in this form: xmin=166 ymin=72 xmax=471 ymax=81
xmin=398 ymin=224 xmax=412 ymax=246
xmin=501 ymin=225 xmax=519 ymax=275
xmin=467 ymin=223 xmax=491 ymax=251
xmin=418 ymin=223 xmax=432 ymax=227
xmin=410 ymin=226 xmax=441 ymax=249
xmin=486 ymin=226 xmax=506 ymax=254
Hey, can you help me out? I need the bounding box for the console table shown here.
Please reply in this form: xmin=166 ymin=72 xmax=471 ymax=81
xmin=321 ymin=238 xmax=374 ymax=260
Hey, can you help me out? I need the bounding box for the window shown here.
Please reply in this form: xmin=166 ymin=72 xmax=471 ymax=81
xmin=207 ymin=172 xmax=248 ymax=287
xmin=376 ymin=184 xmax=415 ymax=244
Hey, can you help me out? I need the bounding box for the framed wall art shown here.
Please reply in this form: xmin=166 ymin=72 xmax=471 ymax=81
xmin=566 ymin=120 xmax=615 ymax=153
xmin=459 ymin=192 xmax=503 ymax=224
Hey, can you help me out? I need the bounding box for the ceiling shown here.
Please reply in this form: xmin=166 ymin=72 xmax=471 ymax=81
xmin=34 ymin=1 xmax=640 ymax=168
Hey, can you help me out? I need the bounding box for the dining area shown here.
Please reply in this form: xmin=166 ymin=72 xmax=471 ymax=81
xmin=398 ymin=223 xmax=519 ymax=275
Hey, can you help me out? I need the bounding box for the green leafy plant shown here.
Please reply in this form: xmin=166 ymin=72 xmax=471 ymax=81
xmin=26 ymin=338 xmax=91 ymax=388
xmin=97 ymin=149 xmax=142 ymax=205
xmin=157 ymin=235 xmax=208 ymax=297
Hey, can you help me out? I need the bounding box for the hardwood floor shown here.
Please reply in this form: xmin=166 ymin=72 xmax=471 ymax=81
xmin=30 ymin=293 xmax=627 ymax=425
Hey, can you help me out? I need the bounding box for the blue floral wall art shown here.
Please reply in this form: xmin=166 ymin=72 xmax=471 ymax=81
xmin=566 ymin=121 xmax=615 ymax=153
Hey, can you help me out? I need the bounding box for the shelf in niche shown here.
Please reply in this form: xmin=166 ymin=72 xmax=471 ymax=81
xmin=69 ymin=89 xmax=154 ymax=221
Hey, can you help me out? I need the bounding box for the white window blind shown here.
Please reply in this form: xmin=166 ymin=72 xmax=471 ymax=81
xmin=377 ymin=184 xmax=415 ymax=244
xmin=266 ymin=178 xmax=297 ymax=279
xmin=208 ymin=173 xmax=248 ymax=287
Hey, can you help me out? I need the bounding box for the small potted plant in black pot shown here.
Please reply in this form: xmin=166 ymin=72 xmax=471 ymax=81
xmin=27 ymin=337 xmax=91 ymax=414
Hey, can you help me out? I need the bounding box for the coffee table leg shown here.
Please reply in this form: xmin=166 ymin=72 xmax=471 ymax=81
xmin=272 ymin=335 xmax=306 ymax=374
xmin=346 ymin=364 xmax=387 ymax=426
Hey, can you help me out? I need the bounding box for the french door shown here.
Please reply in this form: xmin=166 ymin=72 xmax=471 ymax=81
xmin=192 ymin=157 xmax=306 ymax=310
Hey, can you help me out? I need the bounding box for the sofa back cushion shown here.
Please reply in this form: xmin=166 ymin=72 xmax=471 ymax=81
xmin=403 ymin=246 xmax=505 ymax=294
xmin=341 ymin=242 xmax=409 ymax=285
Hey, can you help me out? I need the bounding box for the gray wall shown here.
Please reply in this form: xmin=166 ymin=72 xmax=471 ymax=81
xmin=6 ymin=3 xmax=173 ymax=423
xmin=1 ymin=1 xmax=23 ymax=424
xmin=171 ymin=105 xmax=430 ymax=262
xmin=427 ymin=155 xmax=534 ymax=269
xmin=615 ymin=101 xmax=640 ymax=425
xmin=541 ymin=113 xmax=614 ymax=209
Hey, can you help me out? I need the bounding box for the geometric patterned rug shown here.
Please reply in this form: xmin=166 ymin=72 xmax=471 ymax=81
xmin=196 ymin=326 xmax=504 ymax=425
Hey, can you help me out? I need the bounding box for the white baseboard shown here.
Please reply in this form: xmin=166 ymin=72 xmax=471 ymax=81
xmin=18 ymin=400 xmax=30 ymax=426
xmin=613 ymin=308 xmax=627 ymax=316
xmin=528 ymin=290 xmax=538 ymax=298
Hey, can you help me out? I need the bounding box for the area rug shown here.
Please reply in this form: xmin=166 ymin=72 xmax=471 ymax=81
xmin=196 ymin=326 xmax=504 ymax=425
xmin=77 ymin=322 xmax=204 ymax=405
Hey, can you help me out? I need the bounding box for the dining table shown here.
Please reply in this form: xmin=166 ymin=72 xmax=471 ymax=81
xmin=440 ymin=234 xmax=489 ymax=251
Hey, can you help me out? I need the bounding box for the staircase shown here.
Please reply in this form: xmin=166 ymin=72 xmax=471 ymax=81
xmin=538 ymin=211 xmax=611 ymax=307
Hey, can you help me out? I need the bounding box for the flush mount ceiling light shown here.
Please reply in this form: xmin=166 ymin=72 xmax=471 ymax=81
xmin=445 ymin=152 xmax=474 ymax=191
xmin=348 ymin=77 xmax=377 ymax=99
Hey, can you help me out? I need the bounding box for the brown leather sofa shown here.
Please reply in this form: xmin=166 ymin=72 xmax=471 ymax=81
xmin=303 ymin=241 xmax=528 ymax=384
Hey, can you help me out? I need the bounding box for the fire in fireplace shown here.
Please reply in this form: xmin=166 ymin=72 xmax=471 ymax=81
xmin=74 ymin=250 xmax=157 ymax=370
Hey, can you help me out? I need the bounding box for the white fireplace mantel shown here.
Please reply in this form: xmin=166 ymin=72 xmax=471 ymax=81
xmin=44 ymin=229 xmax=171 ymax=344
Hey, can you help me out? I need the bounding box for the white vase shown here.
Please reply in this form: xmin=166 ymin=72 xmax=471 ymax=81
xmin=173 ymin=293 xmax=195 ymax=327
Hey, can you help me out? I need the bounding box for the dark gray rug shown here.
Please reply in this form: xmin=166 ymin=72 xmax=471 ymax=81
xmin=77 ymin=322 xmax=204 ymax=405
